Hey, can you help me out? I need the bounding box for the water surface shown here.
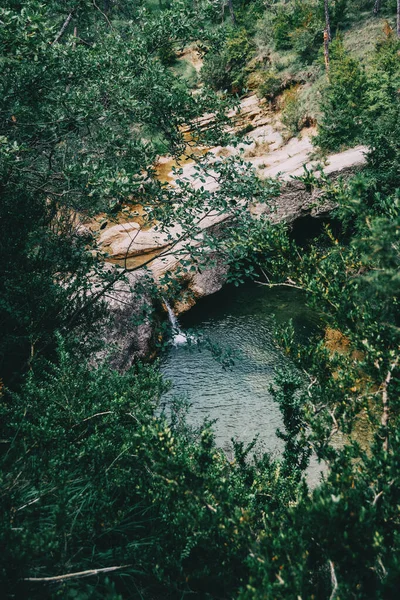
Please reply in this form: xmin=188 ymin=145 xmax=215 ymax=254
xmin=161 ymin=283 xmax=319 ymax=456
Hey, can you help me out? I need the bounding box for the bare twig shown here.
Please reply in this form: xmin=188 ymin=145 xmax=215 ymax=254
xmin=123 ymin=224 xmax=142 ymax=271
xmin=372 ymin=490 xmax=383 ymax=506
xmin=260 ymin=267 xmax=270 ymax=283
xmin=92 ymin=0 xmax=113 ymax=29
xmin=373 ymin=0 xmax=381 ymax=16
xmin=24 ymin=565 xmax=129 ymax=582
xmin=305 ymin=373 xmax=317 ymax=398
xmin=329 ymin=560 xmax=338 ymax=600
xmin=257 ymin=280 xmax=304 ymax=292
xmin=377 ymin=555 xmax=388 ymax=579
xmin=380 ymin=357 xmax=399 ymax=452
xmin=17 ymin=497 xmax=40 ymax=512
xmin=80 ymin=411 xmax=113 ymax=423
xmin=328 ymin=408 xmax=339 ymax=436
xmin=105 ymin=447 xmax=130 ymax=473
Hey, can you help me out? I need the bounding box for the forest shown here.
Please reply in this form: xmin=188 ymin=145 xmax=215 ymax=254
xmin=0 ymin=0 xmax=399 ymax=598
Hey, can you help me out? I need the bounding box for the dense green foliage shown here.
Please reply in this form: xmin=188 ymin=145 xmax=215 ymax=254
xmin=1 ymin=1 xmax=400 ymax=599
xmin=314 ymin=33 xmax=400 ymax=152
xmin=0 ymin=0 xmax=243 ymax=380
xmin=202 ymin=27 xmax=254 ymax=93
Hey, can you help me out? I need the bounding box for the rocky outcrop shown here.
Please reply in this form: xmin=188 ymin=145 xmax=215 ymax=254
xmin=93 ymin=92 xmax=368 ymax=364
xmin=99 ymin=222 xmax=183 ymax=260
xmin=173 ymin=256 xmax=230 ymax=313
xmin=98 ymin=269 xmax=156 ymax=369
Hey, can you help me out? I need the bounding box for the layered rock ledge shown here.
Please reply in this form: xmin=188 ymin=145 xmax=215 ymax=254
xmin=94 ymin=94 xmax=367 ymax=367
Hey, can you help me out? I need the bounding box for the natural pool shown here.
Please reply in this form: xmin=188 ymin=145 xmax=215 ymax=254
xmin=161 ymin=283 xmax=320 ymax=458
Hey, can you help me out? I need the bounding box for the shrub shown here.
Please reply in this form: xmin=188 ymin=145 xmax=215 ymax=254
xmin=201 ymin=51 xmax=231 ymax=91
xmin=201 ymin=28 xmax=253 ymax=93
xmin=281 ymin=86 xmax=306 ymax=136
xmin=291 ymin=12 xmax=324 ymax=65
xmin=314 ymin=40 xmax=368 ymax=152
xmin=272 ymin=5 xmax=295 ymax=50
xmin=258 ymin=70 xmax=283 ymax=100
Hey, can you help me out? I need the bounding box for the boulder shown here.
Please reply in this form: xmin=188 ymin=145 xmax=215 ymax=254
xmin=173 ymin=256 xmax=229 ymax=314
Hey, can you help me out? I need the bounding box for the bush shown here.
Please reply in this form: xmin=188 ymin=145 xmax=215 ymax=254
xmin=272 ymin=5 xmax=296 ymax=51
xmin=201 ymin=51 xmax=231 ymax=91
xmin=281 ymin=86 xmax=306 ymax=136
xmin=258 ymin=70 xmax=283 ymax=100
xmin=314 ymin=40 xmax=368 ymax=152
xmin=201 ymin=28 xmax=253 ymax=93
xmin=291 ymin=12 xmax=324 ymax=65
xmin=364 ymin=34 xmax=400 ymax=191
xmin=0 ymin=341 xmax=301 ymax=599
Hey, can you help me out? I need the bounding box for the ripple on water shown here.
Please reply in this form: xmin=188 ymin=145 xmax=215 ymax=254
xmin=161 ymin=283 xmax=320 ymax=457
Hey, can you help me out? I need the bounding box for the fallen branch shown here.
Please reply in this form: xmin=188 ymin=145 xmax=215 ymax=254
xmin=24 ymin=565 xmax=129 ymax=583
xmin=257 ymin=280 xmax=304 ymax=292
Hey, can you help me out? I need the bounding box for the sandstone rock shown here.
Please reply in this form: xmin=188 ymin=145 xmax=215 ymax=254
xmin=99 ymin=222 xmax=183 ymax=260
xmin=99 ymin=222 xmax=140 ymax=247
xmin=96 ymin=91 xmax=369 ymax=366
xmin=190 ymin=258 xmax=229 ymax=299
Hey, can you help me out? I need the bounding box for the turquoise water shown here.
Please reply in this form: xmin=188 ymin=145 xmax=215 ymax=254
xmin=161 ymin=283 xmax=320 ymax=457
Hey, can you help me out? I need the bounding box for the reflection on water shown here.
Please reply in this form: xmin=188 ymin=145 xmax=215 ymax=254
xmin=161 ymin=283 xmax=320 ymax=458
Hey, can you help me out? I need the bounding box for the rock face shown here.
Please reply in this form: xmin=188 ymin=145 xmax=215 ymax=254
xmin=173 ymin=256 xmax=230 ymax=314
xmin=98 ymin=269 xmax=156 ymax=369
xmin=96 ymin=92 xmax=366 ymax=271
xmin=99 ymin=222 xmax=183 ymax=260
xmin=92 ymin=93 xmax=368 ymax=366
xmin=96 ymin=165 xmax=366 ymax=367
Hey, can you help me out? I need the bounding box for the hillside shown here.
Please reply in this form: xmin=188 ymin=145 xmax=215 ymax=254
xmin=0 ymin=2 xmax=399 ymax=599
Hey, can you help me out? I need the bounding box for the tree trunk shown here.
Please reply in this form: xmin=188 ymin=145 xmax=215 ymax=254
xmin=227 ymin=0 xmax=236 ymax=25
xmin=324 ymin=29 xmax=330 ymax=73
xmin=373 ymin=0 xmax=381 ymax=15
xmin=324 ymin=0 xmax=331 ymax=41
xmin=397 ymin=0 xmax=400 ymax=38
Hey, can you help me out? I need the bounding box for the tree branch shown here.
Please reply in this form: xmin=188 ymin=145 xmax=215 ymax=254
xmin=51 ymin=12 xmax=74 ymax=45
xmin=24 ymin=565 xmax=129 ymax=582
xmin=380 ymin=357 xmax=399 ymax=452
xmin=329 ymin=560 xmax=338 ymax=600
xmin=92 ymin=0 xmax=113 ymax=29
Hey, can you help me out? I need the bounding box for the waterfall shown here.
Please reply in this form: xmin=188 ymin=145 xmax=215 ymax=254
xmin=163 ymin=298 xmax=187 ymax=345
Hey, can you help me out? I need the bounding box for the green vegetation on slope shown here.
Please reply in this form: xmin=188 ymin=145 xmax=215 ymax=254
xmin=1 ymin=1 xmax=399 ymax=599
xmin=200 ymin=0 xmax=398 ymax=137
